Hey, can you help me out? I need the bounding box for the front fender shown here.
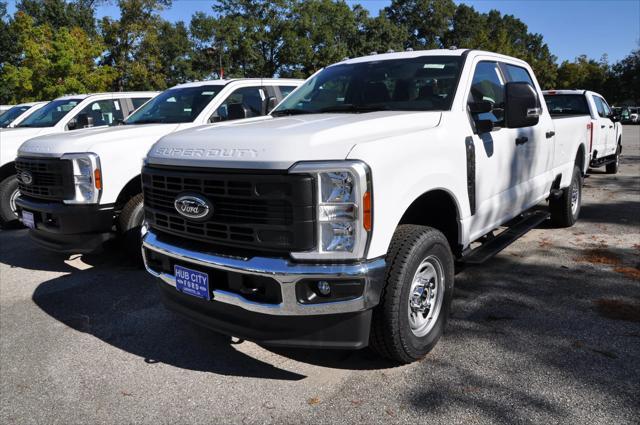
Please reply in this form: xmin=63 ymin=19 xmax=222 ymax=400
xmin=347 ymin=125 xmax=470 ymax=259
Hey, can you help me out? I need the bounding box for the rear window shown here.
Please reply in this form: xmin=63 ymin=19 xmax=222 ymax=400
xmin=545 ymin=94 xmax=590 ymax=116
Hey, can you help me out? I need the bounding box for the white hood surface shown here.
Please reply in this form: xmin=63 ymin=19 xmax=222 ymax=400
xmin=0 ymin=127 xmax=53 ymax=166
xmin=18 ymin=124 xmax=182 ymax=158
xmin=147 ymin=111 xmax=442 ymax=170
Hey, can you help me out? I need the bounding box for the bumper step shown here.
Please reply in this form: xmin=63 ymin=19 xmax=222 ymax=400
xmin=461 ymin=211 xmax=550 ymax=264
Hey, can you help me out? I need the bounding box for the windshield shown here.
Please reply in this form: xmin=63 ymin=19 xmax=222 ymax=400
xmin=273 ymin=56 xmax=463 ymax=115
xmin=0 ymin=105 xmax=33 ymax=128
xmin=125 ymin=85 xmax=223 ymax=124
xmin=17 ymin=99 xmax=81 ymax=128
xmin=545 ymin=94 xmax=590 ymax=115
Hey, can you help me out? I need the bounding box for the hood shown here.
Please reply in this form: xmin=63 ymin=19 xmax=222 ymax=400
xmin=0 ymin=127 xmax=55 ymax=166
xmin=148 ymin=111 xmax=442 ymax=169
xmin=18 ymin=123 xmax=182 ymax=158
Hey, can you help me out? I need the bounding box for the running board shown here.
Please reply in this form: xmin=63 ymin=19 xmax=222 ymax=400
xmin=590 ymin=154 xmax=617 ymax=168
xmin=461 ymin=211 xmax=550 ymax=264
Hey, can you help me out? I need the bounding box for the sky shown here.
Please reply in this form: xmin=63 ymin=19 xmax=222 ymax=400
xmin=6 ymin=0 xmax=640 ymax=64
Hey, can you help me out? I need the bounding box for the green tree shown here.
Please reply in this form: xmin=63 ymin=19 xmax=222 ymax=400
xmin=443 ymin=4 xmax=488 ymax=50
xmin=0 ymin=11 xmax=114 ymax=103
xmin=350 ymin=5 xmax=406 ymax=58
xmin=609 ymin=49 xmax=640 ymax=104
xmin=16 ymin=0 xmax=100 ymax=35
xmin=556 ymin=55 xmax=608 ymax=93
xmin=386 ymin=0 xmax=456 ymax=49
xmin=100 ymin=0 xmax=171 ymax=91
xmin=210 ymin=0 xmax=294 ymax=78
xmin=285 ymin=0 xmax=360 ymax=76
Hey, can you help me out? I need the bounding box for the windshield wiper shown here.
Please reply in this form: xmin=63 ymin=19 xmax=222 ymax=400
xmin=317 ymin=104 xmax=390 ymax=113
xmin=271 ymin=108 xmax=313 ymax=117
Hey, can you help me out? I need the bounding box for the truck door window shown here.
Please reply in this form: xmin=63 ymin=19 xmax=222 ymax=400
xmin=502 ymin=63 xmax=534 ymax=85
xmin=75 ymin=100 xmax=124 ymax=128
xmin=131 ymin=97 xmax=151 ymax=110
xmin=468 ymin=61 xmax=505 ymax=127
xmin=278 ymin=86 xmax=298 ymax=98
xmin=214 ymin=87 xmax=265 ymax=121
xmin=593 ymin=96 xmax=608 ymax=117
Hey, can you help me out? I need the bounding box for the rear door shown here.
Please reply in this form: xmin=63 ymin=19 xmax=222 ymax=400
xmin=591 ymin=95 xmax=613 ymax=157
xmin=596 ymin=96 xmax=617 ymax=155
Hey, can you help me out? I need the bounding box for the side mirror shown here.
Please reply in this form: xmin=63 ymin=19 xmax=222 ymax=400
xmin=610 ymin=114 xmax=620 ymax=123
xmin=265 ymin=96 xmax=278 ymax=114
xmin=504 ymin=82 xmax=540 ymax=128
xmin=71 ymin=113 xmax=93 ymax=130
xmin=67 ymin=117 xmax=78 ymax=130
xmin=227 ymin=103 xmax=250 ymax=120
xmin=475 ymin=119 xmax=494 ymax=134
xmin=468 ymin=100 xmax=493 ymax=114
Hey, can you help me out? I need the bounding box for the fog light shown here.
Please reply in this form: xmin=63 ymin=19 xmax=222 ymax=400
xmin=317 ymin=281 xmax=331 ymax=296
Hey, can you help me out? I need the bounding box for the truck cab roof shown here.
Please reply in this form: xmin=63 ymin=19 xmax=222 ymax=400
xmin=170 ymin=78 xmax=303 ymax=89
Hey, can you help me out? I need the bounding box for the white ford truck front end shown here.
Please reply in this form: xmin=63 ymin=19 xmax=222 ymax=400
xmin=14 ymin=79 xmax=301 ymax=254
xmin=142 ymin=50 xmax=587 ymax=362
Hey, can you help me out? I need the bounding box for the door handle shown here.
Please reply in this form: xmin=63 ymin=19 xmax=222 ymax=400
xmin=601 ymin=125 xmax=605 ymax=128
xmin=515 ymin=136 xmax=529 ymax=145
xmin=609 ymin=125 xmax=613 ymax=128
xmin=545 ymin=131 xmax=555 ymax=138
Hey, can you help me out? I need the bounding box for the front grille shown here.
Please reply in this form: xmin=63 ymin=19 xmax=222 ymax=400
xmin=15 ymin=157 xmax=74 ymax=201
xmin=142 ymin=165 xmax=316 ymax=255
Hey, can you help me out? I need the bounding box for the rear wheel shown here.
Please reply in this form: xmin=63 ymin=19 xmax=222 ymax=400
xmin=369 ymin=225 xmax=455 ymax=364
xmin=550 ymin=165 xmax=582 ymax=228
xmin=605 ymin=144 xmax=620 ymax=174
xmin=0 ymin=175 xmax=20 ymax=226
xmin=118 ymin=193 xmax=145 ymax=264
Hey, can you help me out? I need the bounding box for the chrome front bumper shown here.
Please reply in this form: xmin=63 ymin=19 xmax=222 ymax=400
xmin=142 ymin=230 xmax=386 ymax=316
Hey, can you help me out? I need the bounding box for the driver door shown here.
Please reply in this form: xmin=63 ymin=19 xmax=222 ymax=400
xmin=466 ymin=60 xmax=523 ymax=238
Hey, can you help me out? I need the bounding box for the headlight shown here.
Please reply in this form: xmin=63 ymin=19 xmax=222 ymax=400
xmin=61 ymin=152 xmax=102 ymax=204
xmin=290 ymin=161 xmax=372 ymax=260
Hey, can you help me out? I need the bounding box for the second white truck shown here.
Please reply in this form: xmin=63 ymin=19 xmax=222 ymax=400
xmin=544 ymin=89 xmax=623 ymax=174
xmin=15 ymin=79 xmax=302 ymax=255
xmin=140 ymin=49 xmax=590 ymax=363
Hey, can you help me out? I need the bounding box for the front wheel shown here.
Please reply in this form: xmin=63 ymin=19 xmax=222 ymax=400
xmin=369 ymin=225 xmax=455 ymax=364
xmin=118 ymin=193 xmax=145 ymax=264
xmin=0 ymin=175 xmax=20 ymax=226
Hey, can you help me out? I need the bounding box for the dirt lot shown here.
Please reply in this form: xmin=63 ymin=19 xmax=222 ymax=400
xmin=1 ymin=126 xmax=638 ymax=425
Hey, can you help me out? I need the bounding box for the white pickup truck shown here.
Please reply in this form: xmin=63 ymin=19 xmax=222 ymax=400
xmin=141 ymin=49 xmax=589 ymax=363
xmin=1 ymin=92 xmax=157 ymax=225
xmin=15 ymin=79 xmax=302 ymax=254
xmin=544 ymin=89 xmax=623 ymax=174
xmin=0 ymin=102 xmax=48 ymax=129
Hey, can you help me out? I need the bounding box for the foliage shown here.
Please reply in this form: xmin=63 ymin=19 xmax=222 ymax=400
xmin=0 ymin=0 xmax=636 ymax=105
xmin=0 ymin=10 xmax=114 ymax=103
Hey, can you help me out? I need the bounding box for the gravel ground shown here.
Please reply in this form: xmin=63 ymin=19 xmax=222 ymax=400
xmin=1 ymin=126 xmax=638 ymax=425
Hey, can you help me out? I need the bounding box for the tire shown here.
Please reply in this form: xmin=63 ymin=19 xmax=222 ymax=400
xmin=0 ymin=175 xmax=20 ymax=226
xmin=369 ymin=225 xmax=455 ymax=364
xmin=118 ymin=193 xmax=145 ymax=263
xmin=605 ymin=144 xmax=620 ymax=174
xmin=549 ymin=165 xmax=582 ymax=228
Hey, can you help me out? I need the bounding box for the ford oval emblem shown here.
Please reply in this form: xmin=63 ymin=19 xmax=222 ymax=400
xmin=19 ymin=171 xmax=33 ymax=185
xmin=174 ymin=194 xmax=213 ymax=220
